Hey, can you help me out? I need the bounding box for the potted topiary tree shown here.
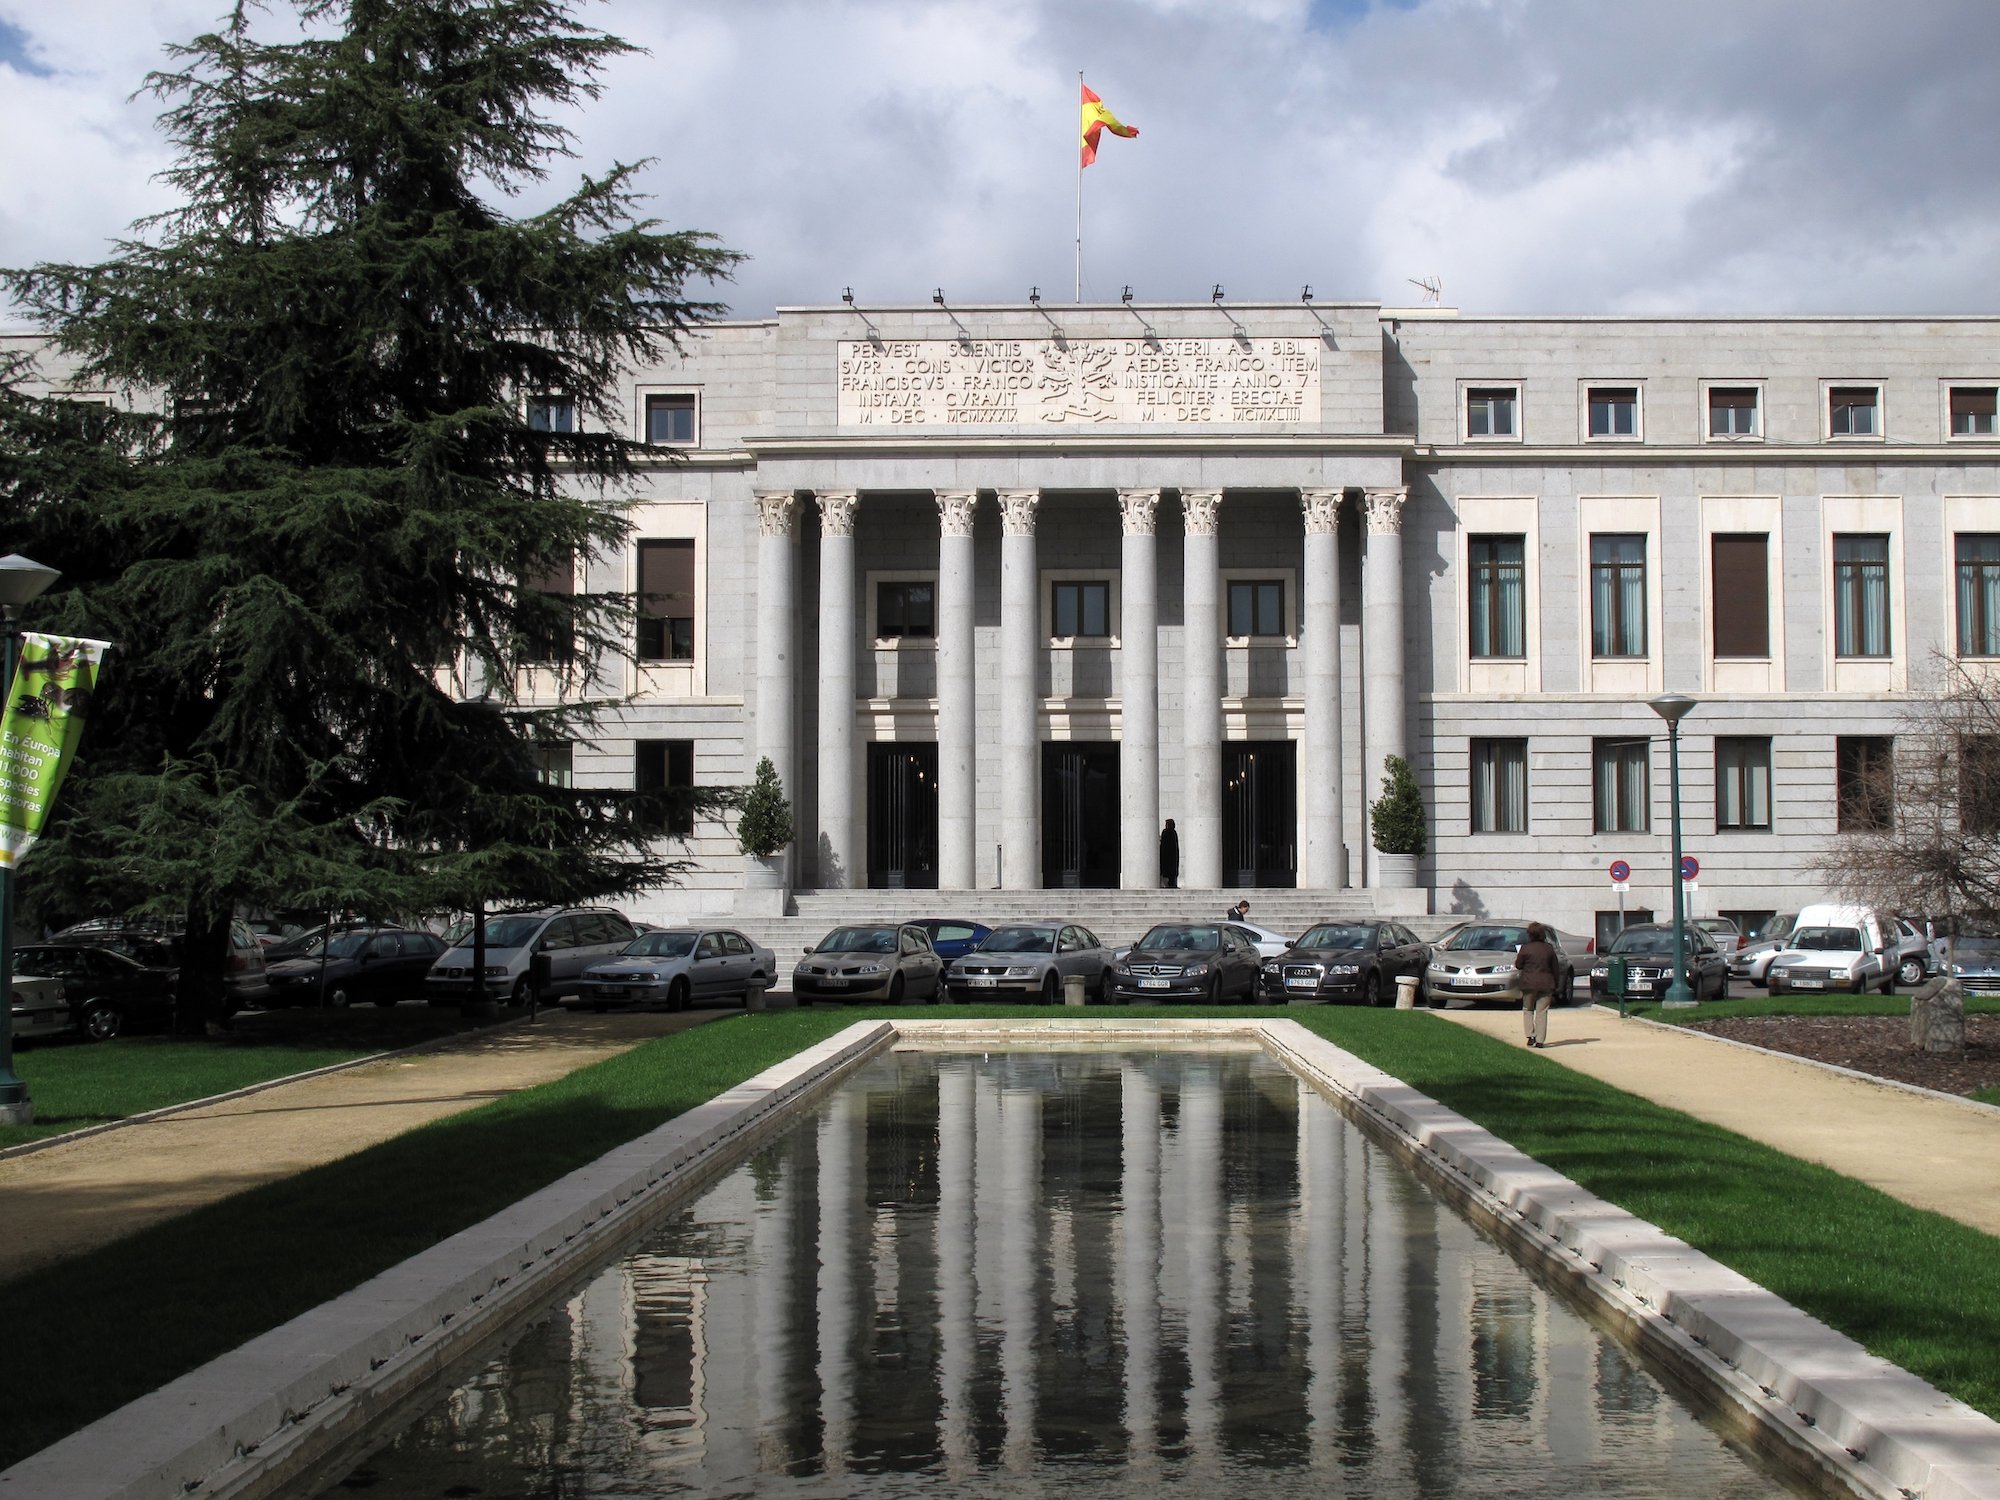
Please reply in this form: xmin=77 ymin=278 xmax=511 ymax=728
xmin=736 ymin=757 xmax=794 ymax=917
xmin=1370 ymin=754 xmax=1426 ymax=889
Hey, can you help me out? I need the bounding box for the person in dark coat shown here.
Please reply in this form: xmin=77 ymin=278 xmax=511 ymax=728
xmin=1517 ymin=921 xmax=1561 ymax=1048
xmin=1159 ymin=819 xmax=1179 ymax=889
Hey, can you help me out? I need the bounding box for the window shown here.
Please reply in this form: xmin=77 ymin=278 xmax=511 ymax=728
xmin=645 ymin=393 xmax=697 ymax=445
xmin=520 ymin=555 xmax=573 ymax=663
xmin=1837 ymin=736 xmax=1893 ymax=831
xmin=1587 ymin=387 xmax=1638 ymax=438
xmin=637 ymin=539 xmax=696 ymax=661
xmin=1466 ymin=387 xmax=1517 ymax=438
xmin=1051 ymin=580 xmax=1111 ymax=638
xmin=1710 ymin=534 xmax=1770 ymax=657
xmin=533 ymin=743 xmax=573 ymax=788
xmin=1227 ymin=579 xmax=1285 ymax=637
xmin=1715 ymin=737 xmax=1773 ymax=831
xmin=1831 ymin=534 xmax=1890 ymax=658
xmin=1470 ymin=739 xmax=1528 ymax=833
xmin=1589 ymin=534 xmax=1647 ymax=657
xmin=636 ymin=739 xmax=696 ymax=837
xmin=1708 ymin=386 xmax=1760 ymax=438
xmin=1593 ymin=738 xmax=1649 ymax=833
xmin=1964 ymin=737 xmax=2000 ymax=834
xmin=1828 ymin=386 xmax=1879 ymax=437
xmin=526 ymin=395 xmax=575 ymax=433
xmin=1957 ymin=534 xmax=2000 ymax=656
xmin=876 ymin=580 xmax=935 ymax=640
xmin=1950 ymin=387 xmax=1997 ymax=437
xmin=1467 ymin=535 xmax=1526 ymax=658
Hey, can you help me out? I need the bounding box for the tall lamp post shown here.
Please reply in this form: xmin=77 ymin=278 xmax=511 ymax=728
xmin=0 ymin=553 xmax=62 ymax=1126
xmin=1647 ymin=692 xmax=1698 ymax=1009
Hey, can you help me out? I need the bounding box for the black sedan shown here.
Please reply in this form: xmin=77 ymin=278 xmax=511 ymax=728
xmin=13 ymin=943 xmax=176 ymax=1041
xmin=1259 ymin=920 xmax=1431 ymax=1006
xmin=265 ymin=928 xmax=447 ymax=1008
xmin=1107 ymin=922 xmax=1262 ymax=1003
xmin=1588 ymin=923 xmax=1730 ymax=1002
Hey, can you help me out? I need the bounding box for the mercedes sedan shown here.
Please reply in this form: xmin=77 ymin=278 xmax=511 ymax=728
xmin=1107 ymin=922 xmax=1263 ymax=1004
xmin=794 ymin=924 xmax=945 ymax=1003
xmin=945 ymin=922 xmax=1109 ymax=1002
xmin=1259 ymin=920 xmax=1431 ymax=1006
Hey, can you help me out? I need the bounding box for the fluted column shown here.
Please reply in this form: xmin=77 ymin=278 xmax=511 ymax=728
xmin=936 ymin=490 xmax=978 ymax=889
xmin=754 ymin=491 xmax=799 ymax=838
xmin=998 ymin=489 xmax=1041 ymax=889
xmin=1180 ymin=489 xmax=1223 ymax=889
xmin=1300 ymin=488 xmax=1345 ymax=890
xmin=815 ymin=490 xmax=860 ymax=888
xmin=1119 ymin=488 xmax=1160 ymax=890
xmin=1361 ymin=487 xmax=1408 ymax=887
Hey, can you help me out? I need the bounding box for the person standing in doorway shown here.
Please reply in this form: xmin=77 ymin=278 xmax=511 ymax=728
xmin=1517 ymin=921 xmax=1560 ymax=1048
xmin=1159 ymin=819 xmax=1180 ymax=889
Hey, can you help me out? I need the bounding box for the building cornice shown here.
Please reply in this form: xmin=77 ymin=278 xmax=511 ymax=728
xmin=744 ymin=432 xmax=1415 ymax=459
xmin=1416 ymin=443 xmax=2000 ymax=464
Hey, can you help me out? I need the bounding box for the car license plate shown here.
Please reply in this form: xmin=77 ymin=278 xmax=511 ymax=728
xmin=1792 ymin=979 xmax=1822 ymax=990
xmin=969 ymin=976 xmax=996 ymax=989
xmin=1285 ymin=976 xmax=1318 ymax=988
xmin=1452 ymin=975 xmax=1480 ymax=987
xmin=1139 ymin=977 xmax=1170 ymax=989
xmin=1629 ymin=980 xmax=1655 ymax=993
xmin=596 ymin=985 xmax=626 ymax=997
xmin=822 ymin=976 xmax=848 ymax=989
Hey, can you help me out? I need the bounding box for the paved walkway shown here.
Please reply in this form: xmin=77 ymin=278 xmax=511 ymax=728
xmin=0 ymin=1007 xmax=727 ymax=1284
xmin=1439 ymin=1003 xmax=2000 ymax=1238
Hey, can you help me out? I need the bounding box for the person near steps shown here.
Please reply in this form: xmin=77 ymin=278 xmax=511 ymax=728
xmin=1159 ymin=819 xmax=1179 ymax=889
xmin=1517 ymin=922 xmax=1560 ymax=1048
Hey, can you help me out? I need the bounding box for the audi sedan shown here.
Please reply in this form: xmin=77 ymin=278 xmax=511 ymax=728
xmin=944 ymin=922 xmax=1110 ymax=1002
xmin=1259 ymin=920 xmax=1430 ymax=1006
xmin=1589 ymin=923 xmax=1730 ymax=1001
xmin=794 ymin=924 xmax=944 ymax=1003
xmin=573 ymin=927 xmax=777 ymax=1012
xmin=1424 ymin=922 xmax=1575 ymax=1007
xmin=1107 ymin=922 xmax=1263 ymax=1003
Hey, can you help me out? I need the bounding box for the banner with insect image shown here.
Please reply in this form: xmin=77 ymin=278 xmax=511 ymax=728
xmin=0 ymin=634 xmax=110 ymax=868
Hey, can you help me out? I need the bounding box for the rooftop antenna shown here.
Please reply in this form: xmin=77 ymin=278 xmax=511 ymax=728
xmin=842 ymin=287 xmax=883 ymax=348
xmin=1211 ymin=284 xmax=1251 ymax=348
xmin=1120 ymin=285 xmax=1159 ymax=348
xmin=1028 ymin=286 xmax=1069 ymax=349
xmin=1408 ymin=275 xmax=1443 ymax=305
xmin=932 ymin=288 xmax=975 ymax=351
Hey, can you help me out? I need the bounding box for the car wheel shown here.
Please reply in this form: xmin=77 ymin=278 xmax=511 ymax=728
xmin=326 ymin=987 xmax=350 ymax=1009
xmin=1096 ymin=968 xmax=1112 ymax=1003
xmin=668 ymin=977 xmax=690 ymax=1013
xmin=1361 ymin=971 xmax=1381 ymax=1008
xmin=1898 ymin=956 xmax=1925 ymax=986
xmin=1040 ymin=970 xmax=1060 ymax=1006
xmin=81 ymin=1003 xmax=123 ymax=1042
xmin=889 ymin=972 xmax=906 ymax=1004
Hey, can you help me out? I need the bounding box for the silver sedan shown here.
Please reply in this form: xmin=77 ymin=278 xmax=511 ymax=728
xmin=945 ymin=922 xmax=1111 ymax=1002
xmin=572 ymin=928 xmax=777 ymax=1012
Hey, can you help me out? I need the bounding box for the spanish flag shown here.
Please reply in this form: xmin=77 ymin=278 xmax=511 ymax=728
xmin=1080 ymin=81 xmax=1137 ymax=168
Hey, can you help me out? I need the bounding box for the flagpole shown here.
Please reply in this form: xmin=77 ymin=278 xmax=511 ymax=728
xmin=1075 ymin=71 xmax=1084 ymax=303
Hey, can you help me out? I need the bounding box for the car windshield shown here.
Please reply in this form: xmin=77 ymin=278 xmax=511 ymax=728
xmin=1694 ymin=919 xmax=1735 ymax=934
xmin=1755 ymin=914 xmax=1796 ymax=940
xmin=817 ymin=927 xmax=898 ymax=954
xmin=476 ymin=916 xmax=544 ymax=949
xmin=1137 ymin=925 xmax=1220 ymax=952
xmin=1955 ymin=937 xmax=2000 ymax=959
xmin=324 ymin=933 xmax=372 ymax=959
xmin=1298 ymin=925 xmax=1377 ymax=950
xmin=1606 ymin=930 xmax=1677 ymax=955
xmin=1444 ymin=925 xmax=1528 ymax=952
xmin=979 ymin=928 xmax=1056 ymax=954
xmin=1792 ymin=926 xmax=1863 ymax=951
xmin=623 ymin=931 xmax=699 ymax=959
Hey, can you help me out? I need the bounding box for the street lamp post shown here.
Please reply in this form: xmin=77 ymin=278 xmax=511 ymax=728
xmin=0 ymin=553 xmax=63 ymax=1126
xmin=1647 ymin=692 xmax=1697 ymax=1009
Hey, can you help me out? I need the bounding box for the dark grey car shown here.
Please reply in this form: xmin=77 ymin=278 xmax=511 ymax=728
xmin=1107 ymin=922 xmax=1262 ymax=1003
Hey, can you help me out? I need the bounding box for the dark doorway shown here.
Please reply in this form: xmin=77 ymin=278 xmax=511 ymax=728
xmin=1042 ymin=743 xmax=1121 ymax=888
xmin=1223 ymin=741 xmax=1298 ymax=888
xmin=867 ymin=743 xmax=938 ymax=889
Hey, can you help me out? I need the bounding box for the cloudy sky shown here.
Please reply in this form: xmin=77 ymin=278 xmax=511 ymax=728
xmin=3 ymin=0 xmax=1998 ymax=321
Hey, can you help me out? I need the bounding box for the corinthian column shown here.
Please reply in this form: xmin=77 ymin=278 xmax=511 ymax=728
xmin=1119 ymin=488 xmax=1160 ymax=890
xmin=936 ymin=490 xmax=978 ymax=889
xmin=1361 ymin=486 xmax=1408 ymax=887
xmin=1300 ymin=488 xmax=1345 ymax=890
xmin=997 ymin=489 xmax=1041 ymax=889
xmin=1180 ymin=489 xmax=1223 ymax=889
xmin=754 ymin=491 xmax=799 ymax=838
xmin=815 ymin=489 xmax=860 ymax=888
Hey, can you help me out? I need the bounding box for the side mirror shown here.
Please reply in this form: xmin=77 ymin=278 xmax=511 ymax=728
xmin=803 ymin=946 xmax=814 ymax=955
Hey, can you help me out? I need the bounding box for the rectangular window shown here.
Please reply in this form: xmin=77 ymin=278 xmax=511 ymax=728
xmin=520 ymin=554 xmax=573 ymax=663
xmin=645 ymin=393 xmax=697 ymax=445
xmin=1466 ymin=387 xmax=1517 ymax=438
xmin=636 ymin=739 xmax=695 ymax=837
xmin=1467 ymin=535 xmax=1526 ymax=658
xmin=1589 ymin=534 xmax=1647 ymax=657
xmin=1950 ymin=386 xmax=1997 ymax=437
xmin=636 ymin=539 xmax=696 ymax=662
xmin=1051 ymin=580 xmax=1111 ymax=638
xmin=1587 ymin=386 xmax=1638 ymax=438
xmin=1711 ymin=534 xmax=1770 ymax=657
xmin=1715 ymin=737 xmax=1773 ymax=830
xmin=1593 ymin=738 xmax=1650 ymax=833
xmin=1470 ymin=739 xmax=1528 ymax=833
xmin=876 ymin=580 xmax=936 ymax=640
xmin=1226 ymin=579 xmax=1285 ymax=637
xmin=1831 ymin=534 xmax=1890 ymax=658
xmin=1837 ymin=735 xmax=1893 ymax=831
xmin=526 ymin=395 xmax=575 ymax=433
xmin=1962 ymin=736 xmax=2000 ymax=835
xmin=1708 ymin=386 xmax=1760 ymax=437
xmin=533 ymin=743 xmax=573 ymax=789
xmin=1829 ymin=386 xmax=1879 ymax=436
xmin=1956 ymin=533 xmax=2000 ymax=656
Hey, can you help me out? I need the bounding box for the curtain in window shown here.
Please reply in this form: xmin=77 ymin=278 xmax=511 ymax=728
xmin=1958 ymin=535 xmax=2000 ymax=656
xmin=1717 ymin=740 xmax=1771 ymax=829
xmin=1833 ymin=536 xmax=1888 ymax=658
xmin=1471 ymin=740 xmax=1527 ymax=833
xmin=1590 ymin=535 xmax=1646 ymax=656
xmin=1594 ymin=741 xmax=1646 ymax=832
xmin=1470 ymin=537 xmax=1525 ymax=657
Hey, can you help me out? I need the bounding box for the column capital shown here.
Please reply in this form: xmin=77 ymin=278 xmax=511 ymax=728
xmin=817 ymin=489 xmax=860 ymax=537
xmin=1361 ymin=486 xmax=1408 ymax=535
xmin=1117 ymin=487 xmax=1160 ymax=536
xmin=1181 ymin=488 xmax=1222 ymax=535
xmin=1299 ymin=488 xmax=1344 ymax=535
xmin=754 ymin=490 xmax=798 ymax=537
xmin=935 ymin=489 xmax=979 ymax=537
xmin=997 ymin=488 xmax=1041 ymax=535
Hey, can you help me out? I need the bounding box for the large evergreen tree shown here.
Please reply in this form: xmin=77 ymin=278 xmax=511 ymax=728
xmin=1 ymin=0 xmax=742 ymax=1026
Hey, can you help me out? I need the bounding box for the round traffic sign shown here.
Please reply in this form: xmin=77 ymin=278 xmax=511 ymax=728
xmin=1608 ymin=860 xmax=1631 ymax=882
xmin=1679 ymin=855 xmax=1699 ymax=880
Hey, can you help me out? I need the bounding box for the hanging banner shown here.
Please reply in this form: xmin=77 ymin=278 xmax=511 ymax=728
xmin=0 ymin=633 xmax=110 ymax=869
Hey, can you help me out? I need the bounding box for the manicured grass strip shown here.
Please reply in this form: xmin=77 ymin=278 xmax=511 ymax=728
xmin=1976 ymin=1086 xmax=2000 ymax=1107
xmin=1622 ymin=993 xmax=2000 ymax=1023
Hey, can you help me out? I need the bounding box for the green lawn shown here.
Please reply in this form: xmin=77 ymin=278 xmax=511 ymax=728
xmin=1976 ymin=1086 xmax=2000 ymax=1107
xmin=2 ymin=1003 xmax=1997 ymax=1472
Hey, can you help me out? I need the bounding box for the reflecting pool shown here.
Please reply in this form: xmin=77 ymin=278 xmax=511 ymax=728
xmin=332 ymin=1048 xmax=1805 ymax=1497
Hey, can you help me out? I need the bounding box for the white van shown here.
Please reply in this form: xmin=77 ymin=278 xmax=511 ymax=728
xmin=1765 ymin=903 xmax=1894 ymax=995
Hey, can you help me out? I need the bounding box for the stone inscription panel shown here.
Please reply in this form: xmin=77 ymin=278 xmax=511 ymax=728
xmin=837 ymin=337 xmax=1321 ymax=427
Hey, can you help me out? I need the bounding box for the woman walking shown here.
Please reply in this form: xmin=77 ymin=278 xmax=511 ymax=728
xmin=1517 ymin=922 xmax=1559 ymax=1048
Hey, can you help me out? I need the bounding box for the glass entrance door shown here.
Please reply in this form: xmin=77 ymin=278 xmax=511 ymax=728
xmin=1041 ymin=743 xmax=1120 ymax=888
xmin=867 ymin=743 xmax=938 ymax=889
xmin=1222 ymin=741 xmax=1298 ymax=888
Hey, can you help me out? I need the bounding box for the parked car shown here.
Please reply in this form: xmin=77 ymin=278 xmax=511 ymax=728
xmin=1766 ymin=909 xmax=1896 ymax=996
xmin=52 ymin=917 xmax=270 ymax=1012
xmin=908 ymin=917 xmax=993 ymax=962
xmin=241 ymin=917 xmax=304 ymax=948
xmin=12 ymin=943 xmax=175 ymax=1040
xmin=944 ymin=922 xmax=1110 ymax=1002
xmin=1693 ymin=916 xmax=1743 ymax=951
xmin=1225 ymin=919 xmax=1294 ymax=960
xmin=794 ymin=924 xmax=944 ymax=1003
xmin=8 ymin=974 xmax=69 ymax=1041
xmin=1424 ymin=922 xmax=1576 ymax=1007
xmin=1726 ymin=913 xmax=1799 ymax=988
xmin=572 ymin=927 xmax=777 ymax=1012
xmin=1947 ymin=935 xmax=2000 ymax=996
xmin=1887 ymin=916 xmax=1935 ymax=988
xmin=426 ymin=907 xmax=639 ymax=1005
xmin=1259 ymin=920 xmax=1430 ymax=1006
xmin=1589 ymin=923 xmax=1730 ymax=1001
xmin=265 ymin=928 xmax=446 ymax=1008
xmin=1107 ymin=922 xmax=1262 ymax=1004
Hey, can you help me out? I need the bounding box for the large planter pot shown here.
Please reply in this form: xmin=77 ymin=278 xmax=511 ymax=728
xmin=1375 ymin=851 xmax=1419 ymax=889
xmin=739 ymin=850 xmax=791 ymax=917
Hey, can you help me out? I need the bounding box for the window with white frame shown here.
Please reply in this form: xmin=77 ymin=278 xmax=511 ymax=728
xmin=1950 ymin=386 xmax=1998 ymax=437
xmin=1589 ymin=534 xmax=1647 ymax=657
xmin=1465 ymin=386 xmax=1518 ymax=439
xmin=1587 ymin=386 xmax=1639 ymax=438
xmin=1957 ymin=533 xmax=2000 ymax=656
xmin=533 ymin=742 xmax=573 ymax=788
xmin=1707 ymin=386 xmax=1760 ymax=438
xmin=1592 ymin=738 xmax=1649 ymax=833
xmin=636 ymin=539 xmax=696 ymax=661
xmin=1470 ymin=739 xmax=1528 ymax=833
xmin=1831 ymin=534 xmax=1890 ymax=659
xmin=526 ymin=394 xmax=575 ymax=433
xmin=1828 ymin=386 xmax=1880 ymax=437
xmin=1467 ymin=535 xmax=1526 ymax=658
xmin=1715 ymin=737 xmax=1773 ymax=831
xmin=645 ymin=392 xmax=697 ymax=445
